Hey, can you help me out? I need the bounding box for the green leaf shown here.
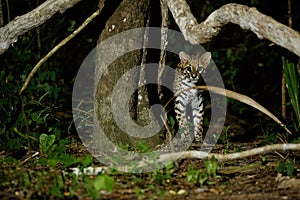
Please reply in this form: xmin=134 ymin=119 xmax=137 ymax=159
xmin=56 ymin=175 xmax=64 ymax=189
xmin=59 ymin=153 xmax=81 ymax=167
xmin=198 ymin=172 xmax=209 ymax=185
xmin=39 ymin=134 xmax=56 ymax=154
xmin=67 ymin=20 xmax=76 ymax=32
xmin=204 ymin=156 xmax=218 ymax=177
xmin=169 ymin=116 xmax=175 ymax=128
xmin=286 ymin=162 xmax=295 ymax=176
xmin=47 ymin=158 xmax=59 ymax=167
xmin=0 ymin=70 xmax=5 ymax=79
xmin=282 ymin=57 xmax=300 ymax=128
xmin=50 ymin=71 xmax=56 ymax=81
xmin=186 ymin=165 xmax=199 ymax=183
xmin=92 ymin=175 xmax=114 ymax=192
xmin=22 ymin=173 xmax=31 ymax=187
xmin=59 ymin=139 xmax=69 ymax=146
xmin=39 ymin=71 xmax=48 ymax=82
xmin=277 ymin=161 xmax=286 ymax=174
xmin=164 ymin=160 xmax=175 ymax=171
xmin=82 ymin=154 xmax=93 ymax=167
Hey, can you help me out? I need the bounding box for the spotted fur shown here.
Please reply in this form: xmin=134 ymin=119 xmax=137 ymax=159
xmin=173 ymin=51 xmax=211 ymax=143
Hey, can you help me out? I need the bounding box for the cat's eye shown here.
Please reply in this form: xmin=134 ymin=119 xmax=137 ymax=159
xmin=197 ymin=66 xmax=205 ymax=73
xmin=186 ymin=66 xmax=192 ymax=72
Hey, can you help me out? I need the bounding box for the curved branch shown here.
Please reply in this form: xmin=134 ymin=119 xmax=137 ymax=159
xmin=199 ymin=86 xmax=292 ymax=134
xmin=166 ymin=1 xmax=300 ymax=57
xmin=0 ymin=0 xmax=83 ymax=54
xmin=158 ymin=144 xmax=300 ymax=162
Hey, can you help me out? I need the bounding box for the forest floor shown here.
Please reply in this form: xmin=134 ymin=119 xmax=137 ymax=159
xmin=1 ymin=137 xmax=300 ymax=200
xmin=98 ymin=141 xmax=300 ymax=200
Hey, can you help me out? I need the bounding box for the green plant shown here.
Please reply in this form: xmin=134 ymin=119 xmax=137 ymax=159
xmin=282 ymin=57 xmax=300 ymax=130
xmin=68 ymin=20 xmax=77 ymax=32
xmin=47 ymin=174 xmax=65 ymax=198
xmin=0 ymin=27 xmax=72 ymax=152
xmin=169 ymin=115 xmax=176 ymax=129
xmin=186 ymin=165 xmax=209 ymax=185
xmin=135 ymin=187 xmax=145 ymax=200
xmin=277 ymin=160 xmax=296 ymax=176
xmin=257 ymin=122 xmax=281 ymax=144
xmin=38 ymin=135 xmax=82 ymax=167
xmin=85 ymin=174 xmax=115 ymax=199
xmin=59 ymin=153 xmax=82 ymax=168
xmin=187 ymin=157 xmax=220 ymax=186
xmin=137 ymin=140 xmax=152 ymax=153
xmin=81 ymin=154 xmax=93 ymax=168
xmin=151 ymin=161 xmax=174 ymax=185
xmin=204 ymin=156 xmax=219 ymax=178
xmin=39 ymin=133 xmax=56 ymax=155
xmin=151 ymin=169 xmax=171 ymax=185
xmin=218 ymin=126 xmax=230 ymax=153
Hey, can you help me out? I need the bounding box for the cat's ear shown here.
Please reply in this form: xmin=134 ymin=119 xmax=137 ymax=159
xmin=199 ymin=52 xmax=211 ymax=68
xmin=179 ymin=51 xmax=191 ymax=63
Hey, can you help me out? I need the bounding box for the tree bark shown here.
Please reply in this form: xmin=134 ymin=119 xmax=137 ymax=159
xmin=166 ymin=1 xmax=300 ymax=57
xmin=95 ymin=0 xmax=162 ymax=148
xmin=0 ymin=0 xmax=83 ymax=54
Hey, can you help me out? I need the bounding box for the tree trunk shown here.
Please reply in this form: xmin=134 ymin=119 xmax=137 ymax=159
xmin=95 ymin=0 xmax=162 ymax=149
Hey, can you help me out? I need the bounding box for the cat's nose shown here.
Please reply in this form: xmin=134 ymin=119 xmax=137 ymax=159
xmin=191 ymin=73 xmax=197 ymax=78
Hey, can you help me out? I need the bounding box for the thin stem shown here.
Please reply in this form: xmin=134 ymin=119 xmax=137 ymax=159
xmin=19 ymin=9 xmax=101 ymax=94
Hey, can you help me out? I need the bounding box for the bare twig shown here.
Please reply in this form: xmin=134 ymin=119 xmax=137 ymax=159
xmin=166 ymin=1 xmax=300 ymax=57
xmin=287 ymin=0 xmax=292 ymax=27
xmin=19 ymin=9 xmax=101 ymax=94
xmin=160 ymin=114 xmax=174 ymax=150
xmin=21 ymin=152 xmax=39 ymax=164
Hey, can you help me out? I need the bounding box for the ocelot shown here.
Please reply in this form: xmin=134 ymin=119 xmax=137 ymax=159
xmin=173 ymin=51 xmax=211 ymax=143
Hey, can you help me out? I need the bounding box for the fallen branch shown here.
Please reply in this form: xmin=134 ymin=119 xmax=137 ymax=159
xmin=158 ymin=143 xmax=300 ymax=162
xmin=166 ymin=1 xmax=300 ymax=57
xmin=70 ymin=143 xmax=300 ymax=174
